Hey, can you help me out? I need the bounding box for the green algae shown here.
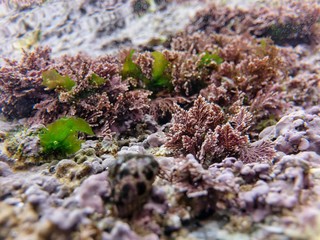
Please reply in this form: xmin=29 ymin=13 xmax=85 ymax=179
xmin=39 ymin=117 xmax=94 ymax=156
xmin=42 ymin=69 xmax=76 ymax=91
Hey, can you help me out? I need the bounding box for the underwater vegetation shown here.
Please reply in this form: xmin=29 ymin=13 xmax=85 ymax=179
xmin=165 ymin=96 xmax=275 ymax=167
xmin=187 ymin=0 xmax=320 ymax=46
xmin=42 ymin=69 xmax=76 ymax=91
xmin=0 ymin=28 xmax=319 ymax=165
xmin=0 ymin=0 xmax=320 ymax=239
xmin=39 ymin=117 xmax=94 ymax=156
xmin=122 ymin=50 xmax=172 ymax=93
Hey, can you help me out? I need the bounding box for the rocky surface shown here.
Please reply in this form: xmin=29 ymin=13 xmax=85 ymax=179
xmin=0 ymin=0 xmax=204 ymax=64
xmin=1 ymin=107 xmax=320 ymax=239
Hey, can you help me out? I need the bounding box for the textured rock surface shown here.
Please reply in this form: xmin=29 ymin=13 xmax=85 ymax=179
xmin=0 ymin=0 xmax=204 ymax=64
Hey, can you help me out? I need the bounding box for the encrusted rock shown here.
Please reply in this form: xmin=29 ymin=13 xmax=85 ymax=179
xmin=75 ymin=171 xmax=111 ymax=213
xmin=109 ymin=154 xmax=159 ymax=218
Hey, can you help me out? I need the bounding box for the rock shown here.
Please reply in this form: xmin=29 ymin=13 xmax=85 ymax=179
xmin=75 ymin=171 xmax=111 ymax=213
xmin=109 ymin=154 xmax=159 ymax=218
xmin=0 ymin=161 xmax=12 ymax=177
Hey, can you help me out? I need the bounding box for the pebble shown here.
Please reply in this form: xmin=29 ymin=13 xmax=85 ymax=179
xmin=0 ymin=161 xmax=13 ymax=177
xmin=298 ymin=138 xmax=310 ymax=151
xmin=253 ymin=163 xmax=270 ymax=173
xmin=76 ymin=171 xmax=110 ymax=213
xmin=265 ymin=192 xmax=282 ymax=206
xmin=216 ymin=171 xmax=235 ymax=182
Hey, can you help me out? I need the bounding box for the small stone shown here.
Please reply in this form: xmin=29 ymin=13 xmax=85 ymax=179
xmin=166 ymin=214 xmax=181 ymax=229
xmin=253 ymin=163 xmax=270 ymax=173
xmin=222 ymin=157 xmax=236 ymax=168
xmin=216 ymin=171 xmax=234 ymax=182
xmin=288 ymin=132 xmax=303 ymax=145
xmin=266 ymin=192 xmax=282 ymax=206
xmin=240 ymin=191 xmax=255 ymax=203
xmin=42 ymin=178 xmax=60 ymax=193
xmin=293 ymin=119 xmax=304 ymax=129
xmin=298 ymin=138 xmax=310 ymax=151
xmin=253 ymin=181 xmax=269 ymax=196
xmin=310 ymin=168 xmax=320 ymax=179
xmin=240 ymin=165 xmax=254 ymax=176
xmin=48 ymin=208 xmax=85 ymax=230
xmin=146 ymin=132 xmax=165 ymax=147
xmin=0 ymin=161 xmax=13 ymax=177
xmin=307 ymin=106 xmax=320 ymax=115
xmin=259 ymin=126 xmax=275 ymax=140
xmin=89 ymin=160 xmax=104 ymax=173
xmin=233 ymin=161 xmax=243 ymax=171
xmin=117 ymin=145 xmax=146 ymax=156
xmin=259 ymin=174 xmax=272 ymax=181
xmin=101 ymin=154 xmax=117 ymax=170
xmin=282 ymin=195 xmax=297 ymax=208
xmin=76 ymin=171 xmax=110 ymax=213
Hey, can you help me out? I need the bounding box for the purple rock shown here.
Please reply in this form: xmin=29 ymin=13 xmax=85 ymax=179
xmin=47 ymin=208 xmax=86 ymax=230
xmin=233 ymin=160 xmax=243 ymax=171
xmin=298 ymin=138 xmax=310 ymax=151
xmin=253 ymin=163 xmax=270 ymax=174
xmin=146 ymin=132 xmax=166 ymax=147
xmin=240 ymin=165 xmax=254 ymax=176
xmin=252 ymin=181 xmax=269 ymax=196
xmin=222 ymin=157 xmax=237 ymax=168
xmin=266 ymin=192 xmax=282 ymax=206
xmin=282 ymin=195 xmax=297 ymax=208
xmin=288 ymin=132 xmax=304 ymax=145
xmin=76 ymin=171 xmax=110 ymax=213
xmin=216 ymin=171 xmax=234 ymax=182
xmin=25 ymin=185 xmax=50 ymax=205
xmin=0 ymin=161 xmax=13 ymax=177
xmin=292 ymin=119 xmax=304 ymax=129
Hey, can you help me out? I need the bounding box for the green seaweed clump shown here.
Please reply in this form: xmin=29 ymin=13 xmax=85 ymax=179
xmin=121 ymin=50 xmax=144 ymax=80
xmin=121 ymin=50 xmax=172 ymax=92
xmin=39 ymin=117 xmax=94 ymax=156
xmin=42 ymin=69 xmax=76 ymax=91
xmin=200 ymin=52 xmax=223 ymax=66
xmin=89 ymin=73 xmax=107 ymax=86
xmin=148 ymin=51 xmax=172 ymax=91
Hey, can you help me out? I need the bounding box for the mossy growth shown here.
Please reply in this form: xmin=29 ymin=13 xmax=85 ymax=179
xmin=121 ymin=50 xmax=172 ymax=93
xmin=148 ymin=51 xmax=172 ymax=91
xmin=42 ymin=69 xmax=76 ymax=91
xmin=256 ymin=115 xmax=278 ymax=132
xmin=200 ymin=52 xmax=223 ymax=66
xmin=39 ymin=117 xmax=94 ymax=157
xmin=265 ymin=23 xmax=305 ymax=45
xmin=89 ymin=73 xmax=107 ymax=86
xmin=121 ymin=50 xmax=145 ymax=80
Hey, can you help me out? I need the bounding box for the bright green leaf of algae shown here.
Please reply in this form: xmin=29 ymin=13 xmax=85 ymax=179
xmin=121 ymin=50 xmax=144 ymax=80
xmin=200 ymin=52 xmax=223 ymax=66
xmin=42 ymin=69 xmax=76 ymax=91
xmin=149 ymin=51 xmax=172 ymax=91
xmin=39 ymin=117 xmax=94 ymax=156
